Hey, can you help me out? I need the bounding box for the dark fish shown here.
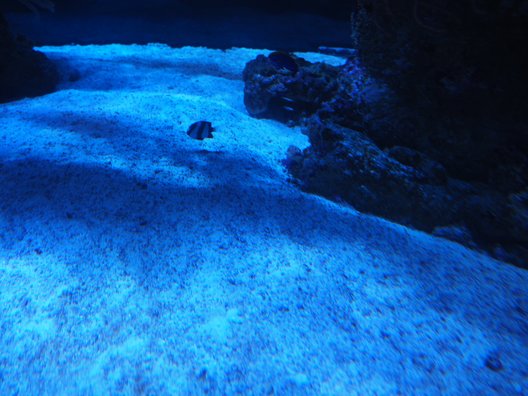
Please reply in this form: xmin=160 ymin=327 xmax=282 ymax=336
xmin=187 ymin=121 xmax=215 ymax=140
xmin=268 ymin=51 xmax=299 ymax=74
xmin=267 ymin=96 xmax=318 ymax=122
xmin=279 ymin=96 xmax=299 ymax=113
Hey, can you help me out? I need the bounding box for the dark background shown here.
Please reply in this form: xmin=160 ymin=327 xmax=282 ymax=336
xmin=2 ymin=0 xmax=353 ymax=50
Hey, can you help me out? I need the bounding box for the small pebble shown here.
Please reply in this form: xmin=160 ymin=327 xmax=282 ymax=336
xmin=196 ymin=368 xmax=207 ymax=381
xmin=485 ymin=353 xmax=504 ymax=372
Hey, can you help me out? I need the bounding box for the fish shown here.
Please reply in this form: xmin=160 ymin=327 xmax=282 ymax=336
xmin=268 ymin=51 xmax=299 ymax=74
xmin=186 ymin=121 xmax=215 ymax=140
xmin=279 ymin=96 xmax=299 ymax=113
xmin=267 ymin=96 xmax=318 ymax=122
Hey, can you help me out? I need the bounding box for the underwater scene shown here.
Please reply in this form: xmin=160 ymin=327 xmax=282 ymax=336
xmin=1 ymin=0 xmax=527 ymax=394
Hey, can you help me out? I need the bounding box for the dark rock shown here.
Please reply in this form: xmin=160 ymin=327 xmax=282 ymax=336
xmin=289 ymin=116 xmax=460 ymax=231
xmin=241 ymin=7 xmax=528 ymax=268
xmin=242 ymin=53 xmax=339 ymax=123
xmin=387 ymin=146 xmax=447 ymax=184
xmin=282 ymin=145 xmax=304 ymax=173
xmin=508 ymin=190 xmax=528 ymax=243
xmin=243 ymin=48 xmax=528 ymax=267
xmin=432 ymin=225 xmax=476 ymax=247
xmin=0 ymin=12 xmax=59 ymax=103
xmin=492 ymin=245 xmax=521 ymax=265
xmin=350 ymin=0 xmax=528 ymax=186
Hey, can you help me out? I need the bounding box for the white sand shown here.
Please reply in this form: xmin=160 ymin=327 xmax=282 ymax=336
xmin=0 ymin=44 xmax=527 ymax=395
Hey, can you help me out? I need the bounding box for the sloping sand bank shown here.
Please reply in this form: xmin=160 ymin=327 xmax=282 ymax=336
xmin=0 ymin=44 xmax=526 ymax=395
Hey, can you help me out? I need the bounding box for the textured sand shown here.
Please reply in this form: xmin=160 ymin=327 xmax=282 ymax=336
xmin=0 ymin=44 xmax=527 ymax=395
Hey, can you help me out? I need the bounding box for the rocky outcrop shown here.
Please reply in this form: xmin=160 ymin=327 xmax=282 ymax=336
xmin=243 ymin=50 xmax=528 ymax=268
xmin=287 ymin=115 xmax=460 ymax=231
xmin=243 ymin=53 xmax=339 ymax=124
xmin=350 ymin=0 xmax=528 ymax=186
xmin=0 ymin=12 xmax=58 ymax=103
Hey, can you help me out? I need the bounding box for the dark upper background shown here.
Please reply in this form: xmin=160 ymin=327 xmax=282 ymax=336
xmin=2 ymin=0 xmax=353 ymax=50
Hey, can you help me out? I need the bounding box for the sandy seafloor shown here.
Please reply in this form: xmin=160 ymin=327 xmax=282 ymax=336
xmin=0 ymin=44 xmax=527 ymax=395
